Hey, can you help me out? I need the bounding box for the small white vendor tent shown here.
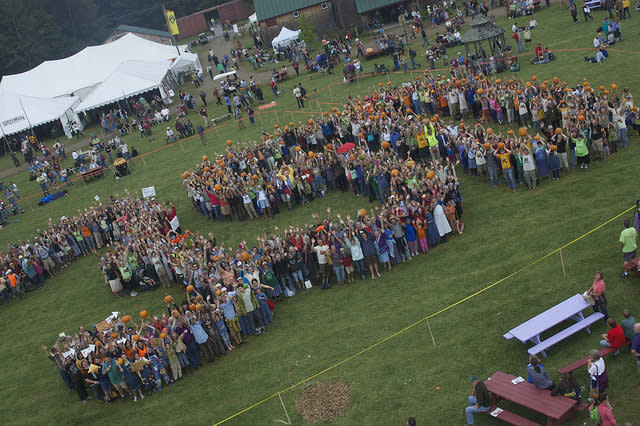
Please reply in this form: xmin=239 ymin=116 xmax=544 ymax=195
xmin=271 ymin=27 xmax=301 ymax=50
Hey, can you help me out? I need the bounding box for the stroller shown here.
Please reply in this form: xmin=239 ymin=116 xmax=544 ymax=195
xmin=113 ymin=157 xmax=131 ymax=178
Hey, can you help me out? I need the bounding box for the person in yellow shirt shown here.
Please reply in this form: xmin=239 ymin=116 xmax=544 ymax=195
xmin=494 ymin=145 xmax=517 ymax=191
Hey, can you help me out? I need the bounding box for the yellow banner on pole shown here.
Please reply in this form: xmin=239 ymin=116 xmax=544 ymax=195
xmin=165 ymin=10 xmax=179 ymax=36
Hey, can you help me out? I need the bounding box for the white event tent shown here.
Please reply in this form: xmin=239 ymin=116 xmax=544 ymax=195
xmin=271 ymin=27 xmax=301 ymax=51
xmin=0 ymin=33 xmax=201 ymax=138
xmin=75 ymin=60 xmax=172 ymax=113
xmin=0 ymin=89 xmax=79 ymax=138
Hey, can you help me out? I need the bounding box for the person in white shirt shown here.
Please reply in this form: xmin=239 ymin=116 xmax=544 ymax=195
xmin=587 ymin=350 xmax=606 ymax=393
xmin=313 ymin=239 xmax=330 ymax=289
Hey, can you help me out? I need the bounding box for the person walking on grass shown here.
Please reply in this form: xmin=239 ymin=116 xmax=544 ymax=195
xmin=619 ymin=218 xmax=637 ymax=277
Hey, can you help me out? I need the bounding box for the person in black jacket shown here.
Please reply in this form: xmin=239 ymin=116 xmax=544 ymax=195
xmin=465 ymin=375 xmax=491 ymax=425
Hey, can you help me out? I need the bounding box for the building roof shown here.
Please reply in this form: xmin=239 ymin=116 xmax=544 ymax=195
xmin=254 ymin=0 xmax=324 ymax=21
xmin=355 ymin=0 xmax=402 ymax=14
xmin=114 ymin=24 xmax=170 ymax=38
xmin=461 ymin=15 xmax=505 ymax=43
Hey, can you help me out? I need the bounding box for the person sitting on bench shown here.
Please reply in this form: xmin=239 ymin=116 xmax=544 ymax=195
xmin=600 ymin=318 xmax=626 ymax=355
xmin=526 ymin=355 xmax=556 ymax=391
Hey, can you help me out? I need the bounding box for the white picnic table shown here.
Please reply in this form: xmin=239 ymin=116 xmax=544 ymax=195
xmin=503 ymin=294 xmax=604 ymax=357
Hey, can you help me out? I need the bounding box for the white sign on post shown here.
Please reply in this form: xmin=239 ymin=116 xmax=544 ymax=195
xmin=233 ymin=24 xmax=239 ymax=33
xmin=170 ymin=216 xmax=180 ymax=231
xmin=141 ymin=186 xmax=156 ymax=198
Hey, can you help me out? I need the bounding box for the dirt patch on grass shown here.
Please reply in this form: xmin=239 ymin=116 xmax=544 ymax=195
xmin=296 ymin=381 xmax=351 ymax=423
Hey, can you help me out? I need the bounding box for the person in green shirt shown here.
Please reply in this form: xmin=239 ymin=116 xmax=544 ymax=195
xmin=573 ymin=132 xmax=590 ymax=169
xmin=619 ymin=218 xmax=638 ymax=277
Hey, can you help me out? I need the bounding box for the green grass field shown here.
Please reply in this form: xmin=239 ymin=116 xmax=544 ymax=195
xmin=1 ymin=4 xmax=640 ymax=425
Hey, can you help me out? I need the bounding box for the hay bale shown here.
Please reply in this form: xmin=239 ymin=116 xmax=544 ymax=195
xmin=296 ymin=381 xmax=351 ymax=423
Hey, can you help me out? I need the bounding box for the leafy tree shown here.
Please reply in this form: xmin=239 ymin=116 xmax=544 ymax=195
xmin=298 ymin=14 xmax=317 ymax=50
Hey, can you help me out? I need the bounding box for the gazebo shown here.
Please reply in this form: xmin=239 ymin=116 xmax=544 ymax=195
xmin=461 ymin=15 xmax=506 ymax=60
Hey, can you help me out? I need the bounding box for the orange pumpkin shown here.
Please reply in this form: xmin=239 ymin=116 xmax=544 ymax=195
xmin=405 ymin=160 xmax=416 ymax=168
xmin=534 ymin=135 xmax=540 ymax=141
xmin=182 ymin=171 xmax=191 ymax=179
xmin=195 ymin=303 xmax=203 ymax=310
xmin=507 ymin=130 xmax=514 ymax=136
xmin=164 ymin=295 xmax=173 ymax=304
xmin=172 ymin=310 xmax=180 ymax=318
xmin=378 ymin=82 xmax=383 ymax=87
xmin=551 ymin=145 xmax=557 ymax=151
xmin=553 ymin=77 xmax=559 ymax=84
xmin=189 ymin=304 xmax=197 ymax=311
xmin=531 ymin=75 xmax=537 ymax=81
xmin=227 ymin=153 xmax=233 ymax=159
xmin=483 ymin=142 xmax=491 ymax=149
xmin=117 ymin=358 xmax=124 ymax=365
xmin=289 ymin=121 xmax=295 ymax=127
xmin=519 ymin=127 xmax=528 ymax=137
xmin=577 ymin=114 xmax=585 ymax=121
xmin=555 ymin=128 xmax=562 ymax=135
xmin=325 ymin=144 xmax=333 ymax=150
xmin=133 ymin=335 xmax=140 ymax=341
xmin=308 ymin=119 xmax=314 ymax=125
xmin=477 ymin=88 xmax=484 ymax=95
xmin=391 ymin=169 xmax=399 ymax=177
xmin=498 ymin=142 xmax=505 ymax=149
xmin=160 ymin=332 xmax=167 ymax=339
xmin=214 ymin=183 xmax=222 ymax=191
xmin=426 ymin=171 xmax=435 ymax=179
xmin=122 ymin=315 xmax=131 ymax=323
xmin=358 ymin=208 xmax=367 ymax=217
xmin=213 ymin=255 xmax=220 ymax=262
xmin=381 ymin=141 xmax=391 ymax=149
xmin=186 ymin=285 xmax=195 ymax=292
xmin=611 ymin=83 xmax=617 ymax=90
xmin=486 ymin=128 xmax=493 ymax=135
xmin=202 ymin=155 xmax=208 ymax=162
xmin=241 ymin=251 xmax=250 ymax=261
xmin=111 ymin=331 xmax=119 ymax=339
xmin=295 ymin=146 xmax=301 ymax=152
xmin=139 ymin=310 xmax=148 ymax=319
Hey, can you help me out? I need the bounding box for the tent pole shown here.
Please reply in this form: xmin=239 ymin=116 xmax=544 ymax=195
xmin=18 ymin=98 xmax=38 ymax=144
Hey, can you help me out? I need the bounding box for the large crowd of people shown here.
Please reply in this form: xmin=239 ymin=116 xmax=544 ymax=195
xmin=0 ymin=193 xmax=179 ymax=304
xmin=183 ymin=74 xmax=635 ymax=223
xmin=46 ymin=172 xmax=464 ymax=402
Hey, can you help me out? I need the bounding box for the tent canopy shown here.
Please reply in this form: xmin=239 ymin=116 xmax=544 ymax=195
xmin=0 ymin=89 xmax=77 ymax=136
xmin=248 ymin=12 xmax=257 ymax=23
xmin=214 ymin=70 xmax=237 ymax=81
xmin=272 ymin=27 xmax=301 ymax=49
xmin=0 ymin=33 xmax=191 ymax=100
xmin=76 ymin=60 xmax=171 ymax=112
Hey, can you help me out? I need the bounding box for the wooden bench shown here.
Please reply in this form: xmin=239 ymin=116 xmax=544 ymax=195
xmin=80 ymin=167 xmax=104 ymax=182
xmin=558 ymin=340 xmax=632 ymax=378
xmin=623 ymin=257 xmax=640 ymax=276
xmin=527 ymin=312 xmax=604 ymax=356
xmin=490 ymin=407 xmax=541 ymax=426
xmin=210 ymin=113 xmax=231 ymax=126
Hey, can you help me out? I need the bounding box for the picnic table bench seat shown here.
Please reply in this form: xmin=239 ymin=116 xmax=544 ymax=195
xmin=490 ymin=407 xmax=541 ymax=426
xmin=622 ymin=257 xmax=640 ymax=274
xmin=527 ymin=312 xmax=604 ymax=356
xmin=211 ymin=113 xmax=231 ymax=126
xmin=558 ymin=340 xmax=631 ymax=375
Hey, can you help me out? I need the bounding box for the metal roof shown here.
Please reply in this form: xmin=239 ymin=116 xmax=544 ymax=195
xmin=254 ymin=0 xmax=325 ymax=21
xmin=115 ymin=25 xmax=170 ymax=38
xmin=461 ymin=15 xmax=505 ymax=43
xmin=355 ymin=0 xmax=403 ymax=14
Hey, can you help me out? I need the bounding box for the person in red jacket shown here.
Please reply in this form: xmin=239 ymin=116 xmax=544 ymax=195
xmin=600 ymin=318 xmax=626 ymax=354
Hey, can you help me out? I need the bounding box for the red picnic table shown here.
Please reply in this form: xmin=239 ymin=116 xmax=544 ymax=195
xmin=484 ymin=371 xmax=579 ymax=426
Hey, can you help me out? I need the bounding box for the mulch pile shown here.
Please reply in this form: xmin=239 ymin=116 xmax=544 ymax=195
xmin=296 ymin=381 xmax=351 ymax=423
